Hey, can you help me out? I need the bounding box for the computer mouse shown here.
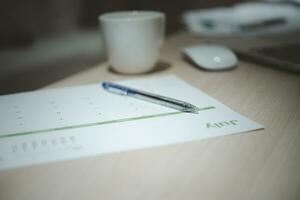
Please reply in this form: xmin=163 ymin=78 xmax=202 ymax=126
xmin=182 ymin=44 xmax=238 ymax=70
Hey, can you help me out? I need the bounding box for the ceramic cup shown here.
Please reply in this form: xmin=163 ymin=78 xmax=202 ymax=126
xmin=99 ymin=11 xmax=165 ymax=74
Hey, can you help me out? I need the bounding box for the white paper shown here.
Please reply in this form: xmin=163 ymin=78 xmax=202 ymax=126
xmin=0 ymin=75 xmax=263 ymax=170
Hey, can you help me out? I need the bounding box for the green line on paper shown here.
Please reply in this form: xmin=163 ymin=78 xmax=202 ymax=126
xmin=0 ymin=106 xmax=215 ymax=139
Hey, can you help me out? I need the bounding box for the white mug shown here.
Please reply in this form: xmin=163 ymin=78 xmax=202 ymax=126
xmin=99 ymin=11 xmax=165 ymax=74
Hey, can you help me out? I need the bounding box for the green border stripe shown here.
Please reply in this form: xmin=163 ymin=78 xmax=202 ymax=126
xmin=0 ymin=106 xmax=215 ymax=139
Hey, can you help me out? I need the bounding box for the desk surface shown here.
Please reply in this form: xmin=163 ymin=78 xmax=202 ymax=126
xmin=1 ymin=32 xmax=299 ymax=200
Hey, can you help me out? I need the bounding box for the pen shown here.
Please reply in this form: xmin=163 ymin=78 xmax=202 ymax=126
xmin=102 ymin=82 xmax=200 ymax=113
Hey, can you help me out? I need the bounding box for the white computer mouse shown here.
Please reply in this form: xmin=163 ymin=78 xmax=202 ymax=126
xmin=182 ymin=44 xmax=238 ymax=70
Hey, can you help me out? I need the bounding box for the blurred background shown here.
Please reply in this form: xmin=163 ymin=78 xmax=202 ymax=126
xmin=7 ymin=0 xmax=298 ymax=94
xmin=0 ymin=0 xmax=259 ymax=94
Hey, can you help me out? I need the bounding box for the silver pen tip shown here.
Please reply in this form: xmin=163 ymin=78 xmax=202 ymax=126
xmin=183 ymin=104 xmax=200 ymax=114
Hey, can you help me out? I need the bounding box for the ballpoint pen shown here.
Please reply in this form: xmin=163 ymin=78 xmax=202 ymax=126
xmin=102 ymin=82 xmax=200 ymax=113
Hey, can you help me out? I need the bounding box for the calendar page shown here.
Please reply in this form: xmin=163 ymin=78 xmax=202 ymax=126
xmin=0 ymin=75 xmax=263 ymax=170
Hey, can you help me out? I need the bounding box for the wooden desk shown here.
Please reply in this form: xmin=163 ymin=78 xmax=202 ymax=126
xmin=1 ymin=32 xmax=299 ymax=200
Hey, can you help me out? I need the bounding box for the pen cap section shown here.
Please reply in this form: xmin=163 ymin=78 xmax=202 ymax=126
xmin=102 ymin=82 xmax=129 ymax=95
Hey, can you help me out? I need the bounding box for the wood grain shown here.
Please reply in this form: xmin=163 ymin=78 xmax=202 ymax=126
xmin=0 ymin=32 xmax=299 ymax=200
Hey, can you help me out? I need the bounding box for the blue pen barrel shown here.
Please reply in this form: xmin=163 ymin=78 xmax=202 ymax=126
xmin=102 ymin=82 xmax=200 ymax=113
